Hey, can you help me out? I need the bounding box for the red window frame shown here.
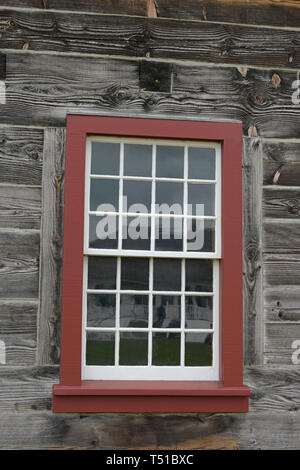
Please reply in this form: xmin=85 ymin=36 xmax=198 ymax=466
xmin=52 ymin=115 xmax=250 ymax=413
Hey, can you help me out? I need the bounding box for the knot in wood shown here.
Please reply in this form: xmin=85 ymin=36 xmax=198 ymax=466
xmin=31 ymin=153 xmax=39 ymax=160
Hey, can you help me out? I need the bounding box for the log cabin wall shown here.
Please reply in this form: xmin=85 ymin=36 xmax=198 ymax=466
xmin=0 ymin=0 xmax=300 ymax=449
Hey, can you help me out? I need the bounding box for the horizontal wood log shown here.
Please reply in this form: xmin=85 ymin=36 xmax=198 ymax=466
xmin=264 ymin=162 xmax=300 ymax=186
xmin=263 ymin=187 xmax=300 ymax=218
xmin=265 ymin=323 xmax=300 ymax=365
xmin=4 ymin=0 xmax=300 ymax=30
xmin=262 ymin=141 xmax=300 ymax=163
xmin=265 ymin=286 xmax=300 ymax=322
xmin=0 ymin=127 xmax=43 ymax=185
xmin=0 ymin=301 xmax=37 ymax=364
xmin=264 ymin=253 xmax=300 ymax=287
xmin=0 ymin=366 xmax=58 ymax=411
xmin=1 ymin=365 xmax=300 ymax=413
xmin=1 ymin=52 xmax=300 ymax=138
xmin=0 ymin=229 xmax=40 ymax=298
xmin=263 ymin=220 xmax=300 ymax=253
xmin=2 ymin=9 xmax=300 ymax=68
xmin=0 ymin=185 xmax=41 ymax=229
xmin=157 ymin=0 xmax=300 ymax=29
xmin=1 ymin=409 xmax=300 ymax=449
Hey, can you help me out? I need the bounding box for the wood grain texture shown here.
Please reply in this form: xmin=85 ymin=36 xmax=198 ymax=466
xmin=157 ymin=0 xmax=300 ymax=29
xmin=0 ymin=229 xmax=40 ymax=298
xmin=1 ymin=365 xmax=300 ymax=413
xmin=0 ymin=365 xmax=58 ymax=411
xmin=242 ymin=137 xmax=263 ymax=365
xmin=38 ymin=128 xmax=65 ymax=365
xmin=265 ymin=287 xmax=300 ymax=322
xmin=265 ymin=323 xmax=300 ymax=365
xmin=1 ymin=409 xmax=300 ymax=449
xmin=3 ymin=0 xmax=300 ymax=30
xmin=2 ymin=9 xmax=300 ymax=68
xmin=263 ymin=187 xmax=300 ymax=218
xmin=0 ymin=185 xmax=41 ymax=229
xmin=264 ymin=163 xmax=300 ymax=186
xmin=0 ymin=301 xmax=37 ymax=364
xmin=264 ymin=220 xmax=300 ymax=253
xmin=264 ymin=254 xmax=300 ymax=287
xmin=0 ymin=127 xmax=43 ymax=185
xmin=2 ymin=52 xmax=300 ymax=138
xmin=263 ymin=141 xmax=300 ymax=163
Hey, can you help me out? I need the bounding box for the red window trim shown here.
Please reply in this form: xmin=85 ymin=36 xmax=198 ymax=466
xmin=52 ymin=115 xmax=250 ymax=413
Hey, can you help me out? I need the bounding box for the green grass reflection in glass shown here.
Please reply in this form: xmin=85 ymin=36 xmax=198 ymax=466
xmin=86 ymin=332 xmax=115 ymax=365
xmin=152 ymin=333 xmax=181 ymax=366
xmin=119 ymin=333 xmax=148 ymax=365
xmin=185 ymin=333 xmax=213 ymax=366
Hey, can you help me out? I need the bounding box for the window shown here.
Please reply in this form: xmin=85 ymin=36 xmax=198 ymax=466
xmin=53 ymin=115 xmax=250 ymax=412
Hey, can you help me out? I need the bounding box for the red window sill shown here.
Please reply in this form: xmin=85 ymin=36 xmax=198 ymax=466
xmin=53 ymin=381 xmax=250 ymax=413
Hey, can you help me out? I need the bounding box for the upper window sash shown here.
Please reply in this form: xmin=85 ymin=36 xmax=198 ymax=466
xmin=83 ymin=137 xmax=222 ymax=259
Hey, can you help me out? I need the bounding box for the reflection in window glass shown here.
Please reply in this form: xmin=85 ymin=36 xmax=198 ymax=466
xmin=156 ymin=146 xmax=184 ymax=178
xmin=153 ymin=259 xmax=181 ymax=291
xmin=86 ymin=331 xmax=115 ymax=365
xmin=90 ymin=178 xmax=119 ymax=212
xmin=120 ymin=295 xmax=148 ymax=328
xmin=185 ymin=333 xmax=213 ymax=366
xmin=152 ymin=333 xmax=181 ymax=365
xmin=185 ymin=296 xmax=213 ymax=329
xmin=188 ymin=147 xmax=215 ymax=180
xmin=91 ymin=142 xmax=120 ymax=175
xmin=119 ymin=332 xmax=148 ymax=365
xmin=87 ymin=294 xmax=116 ymax=327
xmin=121 ymin=258 xmax=149 ymax=291
xmin=185 ymin=259 xmax=213 ymax=292
xmin=89 ymin=215 xmax=118 ymax=249
xmin=188 ymin=183 xmax=215 ymax=216
xmin=88 ymin=257 xmax=117 ymax=290
xmin=153 ymin=295 xmax=181 ymax=328
xmin=124 ymin=144 xmax=152 ymax=177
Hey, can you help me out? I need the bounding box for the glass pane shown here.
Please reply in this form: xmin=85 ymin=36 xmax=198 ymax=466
xmin=91 ymin=142 xmax=120 ymax=175
xmin=119 ymin=332 xmax=148 ymax=365
xmin=155 ymin=182 xmax=183 ymax=213
xmin=120 ymin=294 xmax=148 ymax=328
xmin=185 ymin=333 xmax=213 ymax=366
xmin=89 ymin=215 xmax=118 ymax=249
xmin=185 ymin=296 xmax=213 ymax=329
xmin=185 ymin=259 xmax=212 ymax=292
xmin=88 ymin=256 xmax=117 ymax=290
xmin=152 ymin=332 xmax=180 ymax=365
xmin=186 ymin=219 xmax=215 ymax=252
xmin=153 ymin=259 xmax=181 ymax=291
xmin=123 ymin=180 xmax=151 ymax=214
xmin=124 ymin=144 xmax=152 ymax=177
xmin=121 ymin=258 xmax=149 ymax=291
xmin=188 ymin=147 xmax=215 ymax=180
xmin=122 ymin=216 xmax=151 ymax=251
xmin=155 ymin=217 xmax=183 ymax=252
xmin=156 ymin=145 xmax=184 ymax=178
xmin=87 ymin=294 xmax=116 ymax=327
xmin=86 ymin=331 xmax=115 ymax=365
xmin=153 ymin=295 xmax=181 ymax=328
xmin=188 ymin=183 xmax=215 ymax=216
xmin=90 ymin=178 xmax=119 ymax=212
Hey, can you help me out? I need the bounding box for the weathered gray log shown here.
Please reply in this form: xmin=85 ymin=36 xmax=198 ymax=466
xmin=0 ymin=365 xmax=58 ymax=411
xmin=264 ymin=253 xmax=300 ymax=287
xmin=0 ymin=229 xmax=40 ymax=298
xmin=265 ymin=323 xmax=300 ymax=365
xmin=0 ymin=185 xmax=41 ymax=229
xmin=2 ymin=8 xmax=300 ymax=68
xmin=0 ymin=127 xmax=43 ymax=185
xmin=3 ymin=0 xmax=300 ymax=30
xmin=264 ymin=220 xmax=300 ymax=253
xmin=264 ymin=163 xmax=300 ymax=186
xmin=263 ymin=187 xmax=300 ymax=218
xmin=1 ymin=409 xmax=300 ymax=449
xmin=242 ymin=137 xmax=263 ymax=365
xmin=0 ymin=301 xmax=37 ymax=365
xmin=157 ymin=0 xmax=300 ymax=29
xmin=38 ymin=128 xmax=65 ymax=365
xmin=265 ymin=286 xmax=300 ymax=322
xmin=1 ymin=52 xmax=300 ymax=138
